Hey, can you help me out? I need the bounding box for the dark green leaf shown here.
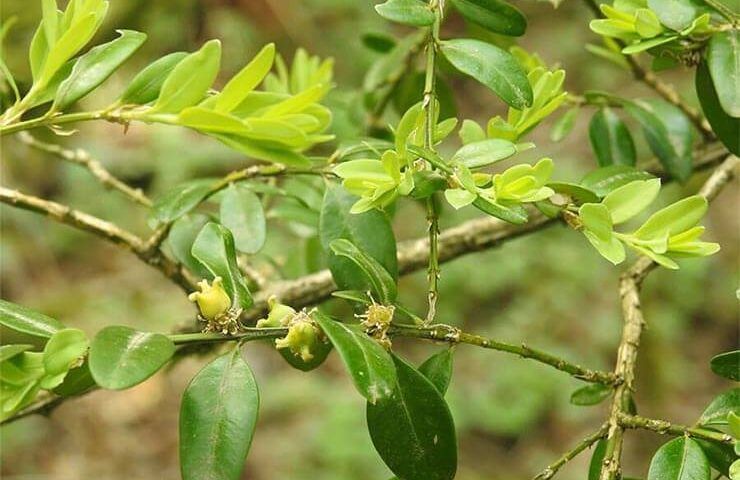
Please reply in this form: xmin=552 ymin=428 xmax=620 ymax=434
xmin=319 ymin=184 xmax=398 ymax=293
xmin=313 ymin=312 xmax=396 ymax=404
xmin=647 ymin=437 xmax=710 ymax=480
xmin=695 ymin=61 xmax=739 ymax=155
xmin=119 ymin=51 xmax=188 ymax=105
xmin=366 ymin=354 xmax=457 ymax=480
xmin=0 ymin=299 xmax=64 ymax=339
xmin=589 ymin=107 xmax=636 ymax=167
xmin=53 ymin=30 xmax=147 ymax=110
xmin=707 ymin=30 xmax=739 ymax=117
xmin=191 ymin=222 xmax=253 ymax=310
xmin=153 ymin=179 xmax=214 ymax=223
xmin=53 ymin=362 xmax=96 ymax=397
xmin=570 ymin=383 xmax=612 ymax=406
xmin=220 ymin=184 xmax=266 ymax=254
xmin=180 ymin=350 xmax=259 ymax=480
xmin=89 ymin=326 xmax=175 ymax=390
xmin=278 ymin=339 xmax=332 ymax=372
xmin=440 ymin=38 xmax=532 ymax=109
xmin=375 ymin=0 xmax=436 ymax=27
xmin=361 ymin=32 xmax=397 ymax=53
xmin=589 ymin=440 xmax=607 ymax=480
xmin=695 ymin=439 xmax=736 ymax=477
xmin=329 ymin=239 xmax=397 ymax=303
xmin=698 ymin=388 xmax=739 ymax=426
xmin=419 ymin=348 xmax=454 ymax=395
xmin=451 ymin=0 xmax=527 ymax=36
xmin=581 ymin=165 xmax=655 ymax=197
xmin=710 ymin=350 xmax=739 ymax=381
xmin=623 ymin=98 xmax=693 ymax=182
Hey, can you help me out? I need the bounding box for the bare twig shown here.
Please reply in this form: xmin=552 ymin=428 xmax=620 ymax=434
xmin=598 ymin=155 xmax=738 ymax=480
xmin=618 ymin=412 xmax=735 ymax=445
xmin=17 ymin=132 xmax=152 ymax=207
xmin=0 ymin=186 xmax=196 ymax=292
xmin=533 ymin=424 xmax=610 ymax=480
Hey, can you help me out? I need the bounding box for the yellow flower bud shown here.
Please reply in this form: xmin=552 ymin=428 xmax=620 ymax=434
xmin=188 ymin=277 xmax=231 ymax=320
xmin=274 ymin=313 xmax=320 ymax=362
xmin=256 ymin=295 xmax=296 ymax=328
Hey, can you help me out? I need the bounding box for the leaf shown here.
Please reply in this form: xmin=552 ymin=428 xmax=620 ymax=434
xmin=366 ymin=354 xmax=457 ymax=480
xmin=0 ymin=344 xmax=33 ymax=363
xmin=39 ymin=11 xmax=101 ymax=84
xmin=319 ymin=184 xmax=398 ymax=293
xmin=0 ymin=299 xmax=64 ymax=339
xmin=329 ymin=239 xmax=398 ymax=304
xmin=214 ymin=43 xmax=275 ymax=113
xmin=313 ymin=312 xmax=396 ymax=404
xmin=440 ymin=38 xmax=533 ymax=109
xmin=119 ymin=51 xmax=188 ymax=105
xmin=696 ymin=61 xmax=739 ymax=155
xmin=418 ymin=348 xmax=454 ymax=395
xmin=53 ymin=29 xmax=146 ymax=110
xmin=624 ymin=99 xmax=693 ymax=182
xmin=710 ymin=350 xmax=739 ymax=381
xmin=580 ymin=203 xmax=626 ymax=265
xmin=647 ymin=0 xmax=701 ymax=31
xmin=451 ymin=138 xmax=517 ymax=168
xmin=219 ymin=184 xmax=266 ymax=254
xmin=699 ymin=388 xmax=739 ymax=426
xmin=42 ymin=328 xmax=88 ymax=378
xmin=647 ymin=437 xmax=710 ymax=480
xmin=89 ymin=326 xmax=175 ymax=390
xmin=581 ymin=165 xmax=655 ymax=197
xmin=550 ymin=106 xmax=579 ymax=142
xmin=602 ymin=178 xmax=661 ymax=224
xmin=53 ymin=362 xmax=96 ymax=397
xmin=547 ymin=182 xmax=600 ymax=204
xmin=153 ymin=179 xmax=214 ymax=223
xmin=472 ymin=197 xmax=529 ymax=224
xmin=178 ymin=107 xmax=250 ymax=135
xmin=168 ymin=214 xmax=213 ymax=279
xmin=695 ymin=439 xmax=736 ymax=477
xmin=450 ymin=0 xmax=527 ymax=36
xmin=588 ymin=107 xmax=636 ymax=167
xmin=707 ymin=30 xmax=740 ymax=118
xmin=570 ymin=384 xmax=612 ymax=406
xmin=589 ymin=440 xmax=607 ymax=480
xmin=151 ymin=39 xmax=221 ymax=114
xmin=375 ymin=0 xmax=436 ymax=27
xmin=191 ymin=222 xmax=253 ymax=310
xmin=180 ymin=350 xmax=259 ymax=480
xmin=634 ymin=195 xmax=706 ymax=241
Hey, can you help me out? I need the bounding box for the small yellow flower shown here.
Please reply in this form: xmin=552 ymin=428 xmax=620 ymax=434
xmin=188 ymin=277 xmax=231 ymax=321
xmin=256 ymin=295 xmax=296 ymax=328
xmin=275 ymin=312 xmax=320 ymax=362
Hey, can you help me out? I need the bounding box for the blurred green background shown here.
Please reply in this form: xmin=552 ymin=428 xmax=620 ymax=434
xmin=0 ymin=0 xmax=737 ymax=478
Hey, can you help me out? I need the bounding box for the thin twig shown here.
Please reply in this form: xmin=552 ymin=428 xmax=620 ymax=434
xmin=618 ymin=412 xmax=735 ymax=445
xmin=390 ymin=324 xmax=617 ymax=384
xmin=0 ymin=186 xmax=196 ymax=292
xmin=17 ymin=132 xmax=152 ymax=207
xmin=533 ymin=424 xmax=610 ymax=480
xmin=598 ymin=155 xmax=738 ymax=480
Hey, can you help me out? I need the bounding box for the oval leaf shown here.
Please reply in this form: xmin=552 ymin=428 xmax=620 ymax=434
xmin=153 ymin=179 xmax=214 ymax=223
xmin=451 ymin=138 xmax=517 ymax=168
xmin=588 ymin=107 xmax=636 ymax=167
xmin=366 ymin=354 xmax=457 ymax=480
xmin=220 ymin=184 xmax=266 ymax=254
xmin=89 ymin=326 xmax=175 ymax=390
xmin=710 ymin=350 xmax=739 ymax=381
xmin=580 ymin=165 xmax=655 ymax=197
xmin=418 ymin=348 xmax=454 ymax=395
xmin=440 ymin=38 xmax=532 ymax=109
xmin=54 ymin=29 xmax=147 ymax=110
xmin=707 ymin=30 xmax=739 ymax=118
xmin=375 ymin=0 xmax=436 ymax=27
xmin=699 ymin=388 xmax=739 ymax=426
xmin=695 ymin=61 xmax=739 ymax=155
xmin=647 ymin=437 xmax=710 ymax=480
xmin=313 ymin=312 xmax=396 ymax=404
xmin=329 ymin=239 xmax=398 ymax=303
xmin=191 ymin=222 xmax=253 ymax=310
xmin=180 ymin=350 xmax=259 ymax=480
xmin=119 ymin=51 xmax=188 ymax=105
xmin=0 ymin=299 xmax=64 ymax=339
xmin=570 ymin=383 xmax=612 ymax=406
xmin=450 ymin=0 xmax=527 ymax=36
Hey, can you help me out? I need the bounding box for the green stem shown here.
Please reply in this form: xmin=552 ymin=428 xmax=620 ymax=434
xmin=169 ymin=327 xmax=288 ymax=345
xmin=389 ymin=323 xmax=618 ymax=384
xmin=618 ymin=413 xmax=735 ymax=445
xmin=533 ymin=424 xmax=609 ymax=480
xmin=0 ymin=110 xmax=109 ymax=136
xmin=423 ymin=1 xmax=442 ymax=324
